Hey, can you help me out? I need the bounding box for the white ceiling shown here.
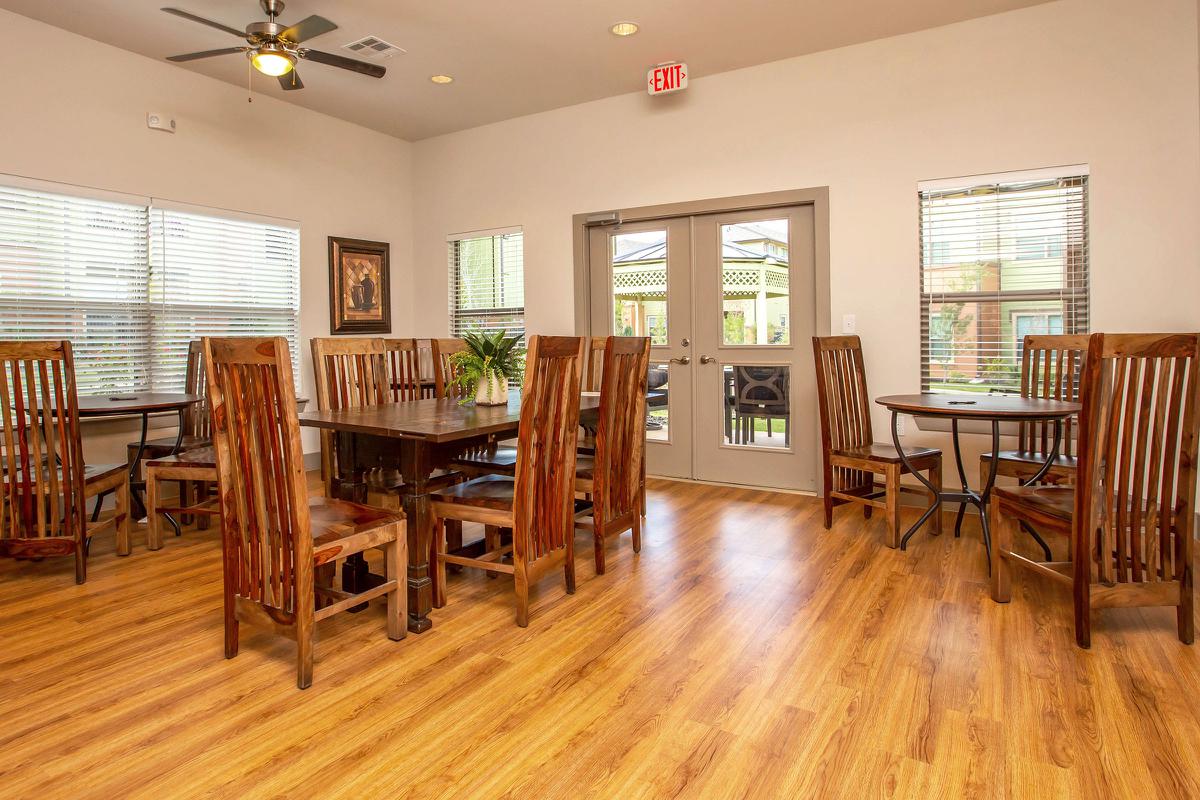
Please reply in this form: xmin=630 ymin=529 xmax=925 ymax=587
xmin=1 ymin=0 xmax=1054 ymax=141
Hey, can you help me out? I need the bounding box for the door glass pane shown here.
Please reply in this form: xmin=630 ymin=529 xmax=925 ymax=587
xmin=647 ymin=362 xmax=670 ymax=441
xmin=721 ymin=219 xmax=789 ymax=345
xmin=722 ymin=364 xmax=791 ymax=449
xmin=612 ymin=230 xmax=668 ymax=345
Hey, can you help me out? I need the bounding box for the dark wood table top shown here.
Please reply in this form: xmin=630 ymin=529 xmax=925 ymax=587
xmin=75 ymin=392 xmax=203 ymax=417
xmin=875 ymin=393 xmax=1080 ymax=420
xmin=298 ymin=389 xmax=602 ymax=443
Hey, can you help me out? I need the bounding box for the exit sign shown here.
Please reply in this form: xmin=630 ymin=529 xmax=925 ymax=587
xmin=647 ymin=62 xmax=688 ymax=96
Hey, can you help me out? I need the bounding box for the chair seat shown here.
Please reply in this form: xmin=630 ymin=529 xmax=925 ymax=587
xmin=146 ymin=445 xmax=215 ymax=469
xmin=831 ymin=443 xmax=940 ymax=464
xmin=981 ymin=450 xmax=1078 ymax=470
xmin=993 ymin=484 xmax=1074 ymax=522
xmin=3 ymin=462 xmax=124 ymax=488
xmin=575 ymin=454 xmax=596 ymax=480
xmin=308 ymin=497 xmax=404 ymax=566
xmin=430 ymin=474 xmax=516 ymax=511
xmin=452 ymin=446 xmax=518 ymax=476
xmin=128 ymin=435 xmax=210 ymax=457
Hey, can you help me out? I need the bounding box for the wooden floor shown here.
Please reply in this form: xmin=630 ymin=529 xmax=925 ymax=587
xmin=1 ymin=478 xmax=1198 ymax=798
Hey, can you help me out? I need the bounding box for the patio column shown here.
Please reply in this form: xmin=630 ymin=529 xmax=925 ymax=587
xmin=756 ymin=266 xmax=768 ymax=344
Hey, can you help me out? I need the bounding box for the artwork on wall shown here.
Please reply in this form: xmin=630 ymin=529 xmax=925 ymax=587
xmin=328 ymin=236 xmax=391 ymax=334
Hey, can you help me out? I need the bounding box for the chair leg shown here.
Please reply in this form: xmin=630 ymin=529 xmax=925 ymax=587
xmin=1178 ymin=574 xmax=1194 ymax=644
xmin=822 ymin=475 xmax=833 ymax=530
xmin=223 ymin=591 xmax=239 ymax=659
xmin=930 ymin=460 xmax=942 ymax=536
xmin=178 ymin=480 xmax=192 ymax=526
xmin=146 ymin=469 xmax=163 ymax=551
xmin=74 ymin=537 xmax=87 ymax=585
xmin=484 ymin=525 xmax=500 ymax=578
xmin=565 ymin=549 xmax=576 ymax=595
xmin=593 ymin=511 xmax=607 ymax=576
xmin=1074 ymin=585 xmax=1091 ymax=649
xmin=296 ymin=628 xmax=314 ymax=690
xmin=386 ymin=535 xmax=406 ymax=641
xmin=515 ymin=569 xmax=530 ymax=628
xmin=990 ymin=502 xmax=1013 ymax=603
xmin=115 ymin=480 xmax=131 ymax=556
xmin=884 ymin=464 xmax=901 ymax=549
xmin=432 ymin=518 xmax=447 ymax=609
xmin=632 ymin=514 xmax=642 ymax=554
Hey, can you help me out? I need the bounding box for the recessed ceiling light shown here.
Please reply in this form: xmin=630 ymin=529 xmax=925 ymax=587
xmin=610 ymin=21 xmax=639 ymax=37
xmin=430 ymin=74 xmax=454 ymax=84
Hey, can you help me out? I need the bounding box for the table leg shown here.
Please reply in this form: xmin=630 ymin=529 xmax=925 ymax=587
xmin=161 ymin=407 xmax=187 ymax=538
xmin=977 ymin=420 xmax=1001 ymax=572
xmin=126 ymin=412 xmax=151 ymax=520
xmin=1015 ymin=419 xmax=1061 ymax=561
xmin=397 ymin=438 xmax=434 ymax=633
xmin=890 ymin=410 xmax=941 ymax=550
xmin=331 ymin=431 xmax=373 ymax=612
xmin=951 ymin=419 xmax=968 ymax=538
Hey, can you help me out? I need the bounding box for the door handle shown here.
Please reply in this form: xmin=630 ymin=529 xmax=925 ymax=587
xmin=669 ymin=356 xmax=691 ymax=365
xmin=699 ymin=355 xmax=716 ymax=364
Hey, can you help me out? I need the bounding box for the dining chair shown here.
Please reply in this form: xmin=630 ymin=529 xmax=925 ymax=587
xmin=583 ymin=336 xmax=607 ymax=393
xmin=812 ymin=335 xmax=943 ymax=548
xmin=310 ymin=336 xmax=386 ymax=496
xmin=205 ymin=336 xmax=406 ymax=689
xmin=431 ymin=337 xmax=469 ymax=400
xmin=383 ymin=338 xmax=424 ymax=402
xmin=575 ymin=336 xmax=650 ymax=574
xmin=0 ymin=340 xmax=130 ymax=582
xmin=431 ymin=335 xmax=584 ymax=627
xmin=732 ymin=365 xmax=791 ymax=446
xmin=979 ymin=334 xmax=1088 ymax=488
xmin=126 ymin=340 xmax=211 ymax=476
xmin=991 ymin=332 xmax=1199 ymax=647
xmin=144 ymin=445 xmax=218 ymax=550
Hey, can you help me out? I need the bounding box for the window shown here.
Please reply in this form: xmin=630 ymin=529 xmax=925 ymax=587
xmin=0 ymin=180 xmax=300 ymax=394
xmin=447 ymin=228 xmax=524 ymax=339
xmin=918 ymin=168 xmax=1088 ymax=394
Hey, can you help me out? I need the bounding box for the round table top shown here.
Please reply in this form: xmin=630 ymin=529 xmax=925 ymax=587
xmin=875 ymin=392 xmax=1080 ymax=420
xmin=76 ymin=392 xmax=203 ymax=417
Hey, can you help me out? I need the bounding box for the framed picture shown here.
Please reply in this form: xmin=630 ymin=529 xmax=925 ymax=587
xmin=328 ymin=236 xmax=391 ymax=334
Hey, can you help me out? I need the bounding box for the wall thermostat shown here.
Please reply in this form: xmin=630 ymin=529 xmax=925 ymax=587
xmin=147 ymin=113 xmax=176 ymax=133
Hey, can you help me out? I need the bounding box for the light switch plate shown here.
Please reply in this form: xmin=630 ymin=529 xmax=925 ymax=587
xmin=842 ymin=314 xmax=856 ymax=334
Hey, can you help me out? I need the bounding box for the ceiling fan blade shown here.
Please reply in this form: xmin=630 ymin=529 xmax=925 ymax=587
xmin=280 ymin=15 xmax=337 ymax=44
xmin=167 ymin=47 xmax=246 ymax=62
xmin=300 ymin=49 xmax=385 ymax=78
xmin=279 ymin=70 xmax=304 ymax=91
xmin=161 ymin=8 xmax=245 ymax=38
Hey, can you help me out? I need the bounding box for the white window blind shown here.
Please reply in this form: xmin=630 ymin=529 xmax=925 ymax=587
xmin=448 ymin=229 xmax=525 ymax=339
xmin=150 ymin=208 xmax=300 ymax=390
xmin=919 ymin=170 xmax=1089 ymax=394
xmin=0 ymin=184 xmax=150 ymax=394
xmin=0 ymin=179 xmax=300 ymax=394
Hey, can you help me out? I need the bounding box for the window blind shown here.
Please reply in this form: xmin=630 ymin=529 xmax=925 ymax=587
xmin=150 ymin=208 xmax=300 ymax=390
xmin=918 ymin=171 xmax=1089 ymax=394
xmin=447 ymin=229 xmax=525 ymax=339
xmin=0 ymin=184 xmax=151 ymax=394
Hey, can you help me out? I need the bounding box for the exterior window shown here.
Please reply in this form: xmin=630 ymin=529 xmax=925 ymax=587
xmin=0 ymin=182 xmax=300 ymax=394
xmin=918 ymin=169 xmax=1089 ymax=393
xmin=448 ymin=228 xmax=524 ymax=339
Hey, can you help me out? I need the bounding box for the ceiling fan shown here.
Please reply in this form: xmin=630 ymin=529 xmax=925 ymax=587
xmin=162 ymin=0 xmax=385 ymax=91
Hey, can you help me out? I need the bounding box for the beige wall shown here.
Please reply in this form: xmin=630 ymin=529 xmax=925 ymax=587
xmin=410 ymin=0 xmax=1200 ymax=486
xmin=0 ymin=9 xmax=415 ymax=462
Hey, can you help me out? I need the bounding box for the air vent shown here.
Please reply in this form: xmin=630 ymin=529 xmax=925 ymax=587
xmin=342 ymin=36 xmax=406 ymax=59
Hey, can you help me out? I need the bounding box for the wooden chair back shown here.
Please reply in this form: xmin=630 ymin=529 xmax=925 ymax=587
xmin=181 ymin=339 xmax=211 ymax=439
xmin=512 ymin=336 xmax=585 ymax=569
xmin=592 ymin=337 xmax=651 ymax=523
xmin=812 ymin=336 xmax=873 ymax=492
xmin=1074 ymin=333 xmax=1199 ymax=587
xmin=431 ymin=338 xmax=469 ymax=400
xmin=583 ymin=336 xmax=607 ymax=392
xmin=1018 ymin=334 xmax=1088 ymax=456
xmin=0 ymin=341 xmax=87 ymax=556
xmin=383 ymin=338 xmax=423 ymax=402
xmin=310 ymin=337 xmax=386 ymax=486
xmin=204 ymin=337 xmax=313 ymax=638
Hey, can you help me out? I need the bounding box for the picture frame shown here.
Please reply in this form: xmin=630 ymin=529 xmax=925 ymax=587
xmin=328 ymin=236 xmax=391 ymax=335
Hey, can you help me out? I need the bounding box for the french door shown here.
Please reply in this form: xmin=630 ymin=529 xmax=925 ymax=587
xmin=588 ymin=205 xmax=817 ymax=492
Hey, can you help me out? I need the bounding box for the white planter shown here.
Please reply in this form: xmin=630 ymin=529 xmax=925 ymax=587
xmin=475 ymin=372 xmax=508 ymax=406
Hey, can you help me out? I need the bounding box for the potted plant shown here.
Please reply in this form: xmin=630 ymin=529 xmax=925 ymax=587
xmin=448 ymin=330 xmax=525 ymax=405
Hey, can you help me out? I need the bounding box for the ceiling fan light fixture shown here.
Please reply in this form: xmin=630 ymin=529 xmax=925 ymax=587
xmin=610 ymin=21 xmax=639 ymax=37
xmin=250 ymin=45 xmax=295 ymax=76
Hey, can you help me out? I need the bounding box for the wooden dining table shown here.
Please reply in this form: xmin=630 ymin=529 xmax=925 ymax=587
xmin=299 ymin=389 xmax=601 ymax=633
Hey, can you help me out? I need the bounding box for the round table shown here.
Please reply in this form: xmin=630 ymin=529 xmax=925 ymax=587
xmin=78 ymin=393 xmax=203 ymax=520
xmin=874 ymin=393 xmax=1080 ymax=567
